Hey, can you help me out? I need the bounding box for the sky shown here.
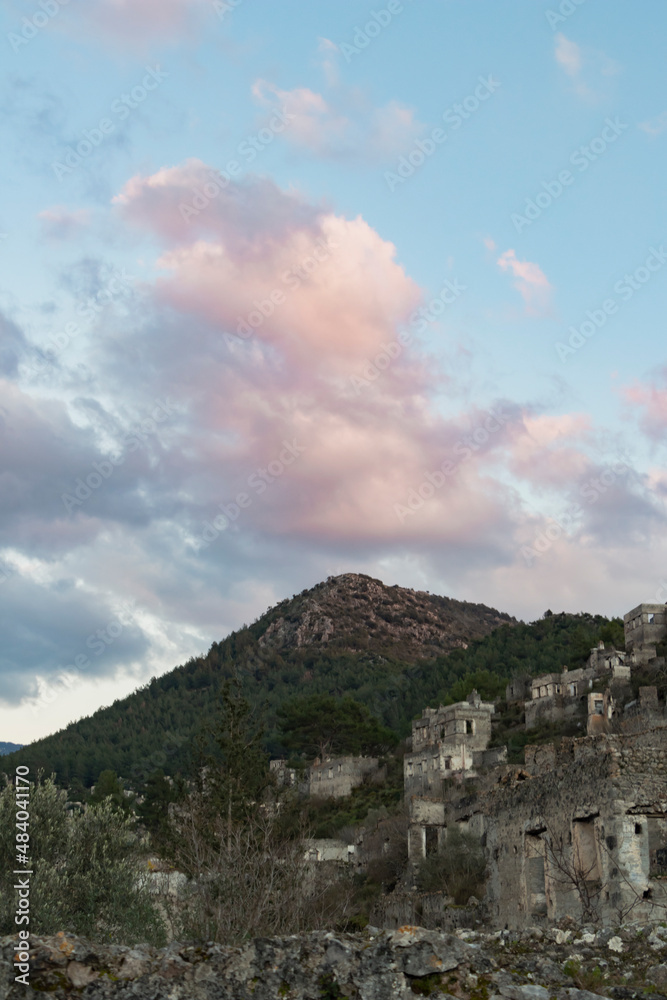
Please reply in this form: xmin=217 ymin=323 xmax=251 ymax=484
xmin=0 ymin=0 xmax=666 ymax=744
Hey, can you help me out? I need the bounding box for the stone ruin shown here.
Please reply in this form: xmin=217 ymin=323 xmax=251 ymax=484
xmin=267 ymin=601 xmax=667 ymax=930
xmin=402 ymin=601 xmax=667 ymax=929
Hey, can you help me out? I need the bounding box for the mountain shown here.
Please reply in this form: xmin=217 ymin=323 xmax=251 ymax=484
xmin=255 ymin=573 xmax=515 ymax=659
xmin=0 ymin=742 xmax=22 ymax=756
xmin=0 ymin=574 xmax=621 ymax=793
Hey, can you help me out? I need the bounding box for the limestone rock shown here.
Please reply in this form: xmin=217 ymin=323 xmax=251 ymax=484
xmin=649 ymin=965 xmax=667 ymax=987
xmin=66 ymin=961 xmax=98 ymax=987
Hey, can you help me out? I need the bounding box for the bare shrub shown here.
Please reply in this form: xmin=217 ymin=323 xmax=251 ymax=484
xmin=164 ymin=787 xmax=355 ymax=944
xmin=415 ymin=827 xmax=487 ymax=903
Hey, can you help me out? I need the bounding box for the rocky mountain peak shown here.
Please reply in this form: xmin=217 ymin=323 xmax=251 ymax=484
xmin=257 ymin=572 xmax=516 ymax=661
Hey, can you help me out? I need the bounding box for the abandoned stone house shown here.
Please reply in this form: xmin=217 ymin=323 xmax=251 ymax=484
xmin=307 ymin=755 xmax=381 ymax=799
xmin=625 ymin=603 xmax=667 ymax=665
xmin=482 ymin=728 xmax=667 ymax=928
xmin=404 ymin=691 xmax=499 ymax=793
xmin=404 ymin=691 xmax=506 ymax=858
xmin=587 ymin=688 xmax=614 ymax=735
xmin=524 ymin=665 xmax=597 ymax=730
xmin=269 ymin=754 xmax=382 ymax=800
xmin=522 ymin=601 xmax=666 ymax=731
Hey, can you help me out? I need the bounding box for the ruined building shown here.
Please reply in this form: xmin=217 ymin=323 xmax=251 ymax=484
xmin=404 ymin=691 xmax=505 ymax=858
xmin=478 ymin=729 xmax=667 ymax=927
xmin=269 ymin=754 xmax=382 ymax=800
xmin=521 ymin=601 xmax=666 ymax=732
xmin=307 ymin=755 xmax=381 ymax=799
xmin=624 ymin=603 xmax=667 ymax=665
xmin=403 ymin=600 xmax=667 ymax=928
xmin=524 ymin=643 xmax=631 ymax=731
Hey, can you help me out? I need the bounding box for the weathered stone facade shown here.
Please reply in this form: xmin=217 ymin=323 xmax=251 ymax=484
xmin=481 ymin=728 xmax=667 ymax=928
xmin=624 ymin=603 xmax=667 ymax=663
xmin=524 ymin=665 xmax=594 ymax=730
xmin=307 ymin=755 xmax=381 ymax=799
xmin=405 ymin=691 xmax=496 ymax=860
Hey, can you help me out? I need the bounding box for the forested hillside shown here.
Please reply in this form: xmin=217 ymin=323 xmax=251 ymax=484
xmin=1 ymin=574 xmax=623 ymax=794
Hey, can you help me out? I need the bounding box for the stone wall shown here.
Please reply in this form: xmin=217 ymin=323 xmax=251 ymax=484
xmin=307 ymin=755 xmax=381 ymax=799
xmin=480 ymin=728 xmax=667 ymax=929
xmin=7 ymin=921 xmax=667 ymax=998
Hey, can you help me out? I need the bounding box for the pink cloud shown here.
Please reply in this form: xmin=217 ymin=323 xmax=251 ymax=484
xmin=496 ymin=249 xmax=554 ymax=317
xmin=622 ymin=370 xmax=667 ymax=439
xmin=554 ymin=33 xmax=582 ymax=78
xmin=58 ymin=0 xmax=205 ymax=48
xmin=38 ymin=207 xmax=90 ymax=241
xmin=252 ymin=79 xmax=421 ymax=161
xmin=553 ymin=33 xmax=619 ymax=103
xmin=505 ymin=413 xmax=593 ymax=487
xmin=110 ymin=162 xmax=534 ymax=546
xmin=110 ymin=163 xmax=643 ymax=565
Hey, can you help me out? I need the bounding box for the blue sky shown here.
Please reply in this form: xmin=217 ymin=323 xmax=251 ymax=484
xmin=0 ymin=0 xmax=666 ymax=743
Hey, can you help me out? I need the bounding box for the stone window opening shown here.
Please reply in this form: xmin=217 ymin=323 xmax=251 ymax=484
xmin=524 ymin=833 xmax=547 ymax=916
xmin=425 ymin=827 xmax=438 ymax=857
xmin=648 ymin=613 xmax=655 ymax=624
xmin=572 ymin=817 xmax=602 ymax=883
xmin=635 ymin=822 xmax=643 ymax=835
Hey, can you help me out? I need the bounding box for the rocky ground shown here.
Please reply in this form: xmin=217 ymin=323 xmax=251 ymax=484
xmin=3 ymin=921 xmax=667 ymax=999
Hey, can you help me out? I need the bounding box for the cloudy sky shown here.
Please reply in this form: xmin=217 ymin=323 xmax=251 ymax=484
xmin=1 ymin=0 xmax=666 ymax=743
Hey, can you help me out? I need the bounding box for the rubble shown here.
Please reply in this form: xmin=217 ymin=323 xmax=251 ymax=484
xmin=5 ymin=922 xmax=667 ymax=998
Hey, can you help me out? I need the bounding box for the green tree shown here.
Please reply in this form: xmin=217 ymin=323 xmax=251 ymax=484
xmin=0 ymin=775 xmax=165 ymax=944
xmin=277 ymin=694 xmax=399 ymax=759
xmin=195 ymin=680 xmax=271 ymax=848
xmin=90 ymin=768 xmax=132 ymax=813
xmin=137 ymin=770 xmax=178 ymax=847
